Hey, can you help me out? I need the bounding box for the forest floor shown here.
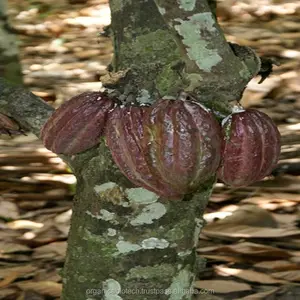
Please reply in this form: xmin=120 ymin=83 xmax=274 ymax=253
xmin=0 ymin=0 xmax=300 ymax=299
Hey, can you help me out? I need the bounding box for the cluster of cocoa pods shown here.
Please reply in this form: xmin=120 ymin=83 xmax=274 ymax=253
xmin=41 ymin=91 xmax=281 ymax=199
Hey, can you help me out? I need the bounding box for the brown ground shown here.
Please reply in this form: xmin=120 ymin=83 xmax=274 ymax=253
xmin=0 ymin=0 xmax=300 ymax=299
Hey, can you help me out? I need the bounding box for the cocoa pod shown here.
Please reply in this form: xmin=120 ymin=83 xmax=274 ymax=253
xmin=218 ymin=108 xmax=281 ymax=187
xmin=106 ymin=106 xmax=182 ymax=199
xmin=41 ymin=92 xmax=116 ymax=155
xmin=106 ymin=99 xmax=222 ymax=199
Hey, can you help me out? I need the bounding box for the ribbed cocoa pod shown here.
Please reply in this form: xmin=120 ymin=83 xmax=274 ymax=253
xmin=217 ymin=108 xmax=281 ymax=187
xmin=106 ymin=99 xmax=222 ymax=199
xmin=41 ymin=92 xmax=116 ymax=155
xmin=106 ymin=106 xmax=178 ymax=198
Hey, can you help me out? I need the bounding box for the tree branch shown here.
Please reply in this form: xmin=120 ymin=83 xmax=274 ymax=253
xmin=0 ymin=78 xmax=53 ymax=137
xmin=0 ymin=78 xmax=97 ymax=174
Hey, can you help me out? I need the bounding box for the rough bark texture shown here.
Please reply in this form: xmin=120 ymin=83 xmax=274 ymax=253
xmin=62 ymin=152 xmax=214 ymax=299
xmin=0 ymin=79 xmax=53 ymax=136
xmin=104 ymin=0 xmax=260 ymax=116
xmin=0 ymin=0 xmax=23 ymax=84
xmin=0 ymin=0 xmax=262 ymax=299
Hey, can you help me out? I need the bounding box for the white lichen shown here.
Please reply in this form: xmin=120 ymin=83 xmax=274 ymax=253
xmin=115 ymin=237 xmax=170 ymax=255
xmin=94 ymin=182 xmax=118 ymax=193
xmin=115 ymin=241 xmax=142 ymax=254
xmin=130 ymin=203 xmax=167 ymax=226
xmin=174 ymin=13 xmax=222 ymax=72
xmin=165 ymin=269 xmax=194 ymax=300
xmin=86 ymin=210 xmax=101 ymax=219
xmin=100 ymin=209 xmax=115 ymax=221
xmin=184 ymin=73 xmax=203 ymax=91
xmin=178 ymin=250 xmax=192 ymax=257
xmin=86 ymin=209 xmax=118 ymax=224
xmin=156 ymin=5 xmax=166 ymax=15
xmin=107 ymin=228 xmax=117 ymax=237
xmin=83 ymin=228 xmax=102 ymax=242
xmin=178 ymin=0 xmax=196 ymax=11
xmin=125 ymin=188 xmax=159 ymax=204
xmin=141 ymin=238 xmax=169 ymax=249
xmin=136 ymin=89 xmax=151 ymax=104
xmin=103 ymin=279 xmax=122 ymax=300
xmin=193 ymin=218 xmax=204 ymax=247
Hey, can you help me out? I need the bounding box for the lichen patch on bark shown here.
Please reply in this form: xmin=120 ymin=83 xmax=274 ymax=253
xmin=174 ymin=13 xmax=222 ymax=72
xmin=115 ymin=240 xmax=142 ymax=254
xmin=125 ymin=188 xmax=159 ymax=204
xmin=193 ymin=218 xmax=204 ymax=247
xmin=166 ymin=268 xmax=194 ymax=300
xmin=130 ymin=203 xmax=167 ymax=226
xmin=178 ymin=0 xmax=196 ymax=11
xmin=86 ymin=209 xmax=118 ymax=224
xmin=136 ymin=89 xmax=151 ymax=104
xmin=103 ymin=279 xmax=122 ymax=300
xmin=94 ymin=182 xmax=118 ymax=193
xmin=141 ymin=237 xmax=169 ymax=249
xmin=156 ymin=5 xmax=166 ymax=15
xmin=107 ymin=228 xmax=117 ymax=236
xmin=126 ymin=264 xmax=176 ymax=280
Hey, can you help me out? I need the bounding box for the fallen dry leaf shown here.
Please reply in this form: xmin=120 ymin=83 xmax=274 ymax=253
xmin=0 ymin=200 xmax=19 ymax=220
xmin=237 ymin=287 xmax=279 ymax=300
xmin=206 ymin=205 xmax=278 ymax=228
xmin=0 ymin=287 xmax=18 ymax=299
xmin=198 ymin=242 xmax=291 ymax=259
xmin=254 ymin=260 xmax=299 ymax=271
xmin=0 ymin=265 xmax=37 ymax=288
xmin=0 ymin=265 xmax=37 ymax=279
xmin=2 ymin=1 xmax=300 ymax=299
xmin=215 ymin=265 xmax=287 ymax=284
xmin=202 ymin=224 xmax=300 ymax=239
xmin=14 ymin=281 xmax=62 ymax=298
xmin=240 ymin=196 xmax=297 ymax=210
xmin=0 ymin=242 xmax=31 ymax=254
xmin=6 ymin=220 xmax=44 ymax=230
xmin=33 ymin=241 xmax=67 ymax=259
xmin=0 ymin=273 xmax=20 ymax=288
xmin=271 ymin=270 xmax=300 ymax=282
xmin=201 ymin=254 xmax=244 ymax=263
xmin=194 ymin=279 xmax=251 ymax=293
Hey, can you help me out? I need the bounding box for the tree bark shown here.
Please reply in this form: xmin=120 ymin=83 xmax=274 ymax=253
xmin=0 ymin=0 xmax=262 ymax=299
xmin=0 ymin=0 xmax=22 ymax=84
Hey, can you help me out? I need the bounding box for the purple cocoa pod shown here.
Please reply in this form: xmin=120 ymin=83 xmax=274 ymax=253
xmin=41 ymin=92 xmax=116 ymax=155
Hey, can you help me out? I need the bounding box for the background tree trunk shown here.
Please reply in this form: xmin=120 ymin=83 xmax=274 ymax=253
xmin=0 ymin=0 xmax=22 ymax=84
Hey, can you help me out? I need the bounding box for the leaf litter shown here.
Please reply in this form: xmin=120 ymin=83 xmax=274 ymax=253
xmin=1 ymin=0 xmax=300 ymax=299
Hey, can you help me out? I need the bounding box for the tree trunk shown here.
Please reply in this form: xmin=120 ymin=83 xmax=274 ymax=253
xmin=60 ymin=1 xmax=260 ymax=299
xmin=0 ymin=0 xmax=261 ymax=299
xmin=0 ymin=0 xmax=22 ymax=84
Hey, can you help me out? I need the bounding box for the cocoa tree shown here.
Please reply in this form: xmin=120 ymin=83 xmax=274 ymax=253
xmin=0 ymin=1 xmax=272 ymax=299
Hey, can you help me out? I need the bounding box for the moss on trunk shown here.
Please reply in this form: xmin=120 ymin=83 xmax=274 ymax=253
xmin=61 ymin=141 xmax=213 ymax=300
